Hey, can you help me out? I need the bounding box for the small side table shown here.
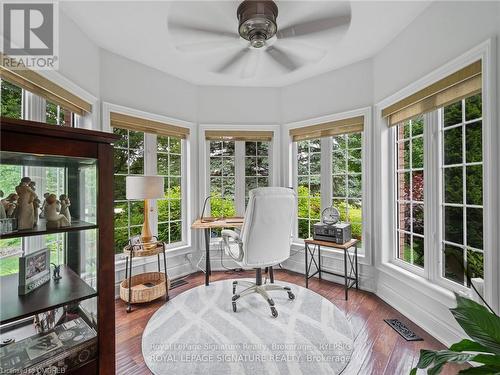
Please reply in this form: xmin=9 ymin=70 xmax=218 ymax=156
xmin=304 ymin=238 xmax=359 ymax=300
xmin=121 ymin=239 xmax=169 ymax=313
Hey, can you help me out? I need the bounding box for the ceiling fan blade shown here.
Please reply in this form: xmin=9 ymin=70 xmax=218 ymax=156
xmin=276 ymin=40 xmax=327 ymax=62
xmin=277 ymin=13 xmax=351 ymax=39
xmin=266 ymin=46 xmax=301 ymax=71
xmin=168 ymin=20 xmax=239 ymax=40
xmin=215 ymin=48 xmax=248 ymax=73
xmin=176 ymin=39 xmax=241 ymax=53
xmin=241 ymin=49 xmax=260 ymax=79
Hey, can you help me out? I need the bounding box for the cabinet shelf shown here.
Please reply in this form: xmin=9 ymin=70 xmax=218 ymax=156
xmin=0 ymin=266 xmax=97 ymax=325
xmin=0 ymin=220 xmax=98 ymax=239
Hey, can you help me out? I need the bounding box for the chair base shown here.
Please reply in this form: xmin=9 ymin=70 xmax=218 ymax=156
xmin=231 ymin=278 xmax=295 ymax=318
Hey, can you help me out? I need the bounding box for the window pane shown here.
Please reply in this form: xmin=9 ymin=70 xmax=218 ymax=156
xmin=347 ymin=199 xmax=362 ymax=240
xmin=466 ymin=165 xmax=482 ymax=206
xmin=169 ymin=154 xmax=181 ymax=176
xmin=397 ymin=141 xmax=410 ymax=170
xmin=412 ymin=204 xmax=424 ymax=235
xmin=210 ymin=141 xmax=222 ymax=156
xmin=412 ymin=137 xmax=424 ymax=169
xmin=397 ymin=232 xmax=412 ymax=263
xmin=443 ymin=127 xmax=462 ymax=165
xmin=157 ymin=136 xmax=169 ymax=152
xmin=114 ymin=202 xmax=128 ymax=228
xmin=298 ymin=153 xmax=308 ymax=175
xmin=332 ymin=151 xmax=346 ymax=172
xmin=1 ymin=80 xmax=22 ymax=119
xmin=310 ymin=153 xmax=321 ymax=174
xmin=158 ymin=199 xmax=169 ymax=222
xmin=256 ymin=157 xmax=269 ymax=176
xmin=157 ymin=154 xmax=169 ymax=175
xmin=129 ymin=150 xmax=144 ymax=174
xmin=466 ymin=208 xmax=483 ymax=249
xmin=465 ymin=121 xmax=482 ymax=163
xmin=170 ymin=138 xmax=181 ymax=154
xmin=115 ymin=227 xmax=129 ymax=254
xmin=348 ymin=175 xmax=362 ymax=198
xmin=412 ymin=116 xmax=424 ymax=137
xmin=245 ymin=142 xmax=256 ymax=156
xmin=130 ymin=201 xmax=144 ymax=226
xmin=467 ymin=249 xmax=484 ymax=281
xmin=397 ymin=172 xmax=410 ymax=201
xmin=210 ymin=158 xmax=222 ymax=176
xmin=465 ymin=94 xmax=482 ymax=121
xmin=257 ymin=142 xmax=268 ymax=155
xmin=298 ymin=219 xmax=309 ymax=239
xmin=222 ymin=158 xmax=235 ymax=176
xmin=398 ymin=203 xmax=411 ymax=232
xmin=413 ymin=236 xmax=424 ymax=267
xmin=444 ymin=167 xmax=463 ymax=204
xmin=114 ymin=148 xmax=128 ymax=174
xmin=112 ymin=128 xmax=128 ymax=148
xmin=444 ymin=244 xmax=464 ymax=284
xmin=128 ymin=131 xmax=144 ymax=149
xmin=170 ymin=221 xmax=182 ymax=243
xmin=412 ymin=171 xmax=424 ymax=201
xmin=444 ymin=101 xmax=462 ymax=127
xmin=348 ymin=149 xmax=362 ymax=173
xmin=332 ymin=175 xmax=346 ymax=197
xmin=114 ymin=175 xmax=126 ymax=200
xmin=444 ymin=206 xmax=463 ymax=244
xmin=348 ymin=133 xmax=362 ymax=148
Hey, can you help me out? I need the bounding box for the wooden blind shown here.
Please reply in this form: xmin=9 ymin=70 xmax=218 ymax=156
xmin=382 ymin=60 xmax=482 ymax=127
xmin=110 ymin=112 xmax=190 ymax=138
xmin=0 ymin=55 xmax=92 ymax=115
xmin=205 ymin=130 xmax=273 ymax=141
xmin=289 ymin=116 xmax=364 ymax=142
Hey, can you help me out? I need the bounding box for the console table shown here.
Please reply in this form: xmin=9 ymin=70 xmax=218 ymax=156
xmin=304 ymin=238 xmax=359 ymax=300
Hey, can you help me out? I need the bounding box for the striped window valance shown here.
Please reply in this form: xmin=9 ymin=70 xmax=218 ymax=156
xmin=205 ymin=130 xmax=273 ymax=142
xmin=110 ymin=112 xmax=190 ymax=139
xmin=382 ymin=60 xmax=482 ymax=127
xmin=0 ymin=54 xmax=92 ymax=115
xmin=289 ymin=116 xmax=364 ymax=142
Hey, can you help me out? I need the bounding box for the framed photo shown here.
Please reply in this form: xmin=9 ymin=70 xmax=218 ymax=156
xmin=18 ymin=248 xmax=51 ymax=295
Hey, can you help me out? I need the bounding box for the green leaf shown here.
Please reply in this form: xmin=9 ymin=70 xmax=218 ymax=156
xmin=458 ymin=365 xmax=500 ymax=374
xmin=451 ymin=339 xmax=496 ymax=354
xmin=415 ymin=349 xmax=438 ymax=368
xmin=471 ymin=354 xmax=500 ymax=366
xmin=451 ymin=295 xmax=500 ymax=355
xmin=409 ymin=368 xmax=417 ymax=375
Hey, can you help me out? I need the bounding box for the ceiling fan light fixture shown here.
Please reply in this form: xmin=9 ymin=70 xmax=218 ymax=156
xmin=237 ymin=0 xmax=278 ymax=48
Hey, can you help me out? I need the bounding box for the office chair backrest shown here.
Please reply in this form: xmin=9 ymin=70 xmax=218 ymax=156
xmin=240 ymin=187 xmax=297 ymax=268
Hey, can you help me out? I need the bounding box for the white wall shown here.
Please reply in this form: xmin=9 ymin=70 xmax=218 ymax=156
xmin=99 ymin=50 xmax=198 ymax=123
xmin=281 ymin=59 xmax=373 ymax=124
xmin=58 ymin=10 xmax=100 ymax=97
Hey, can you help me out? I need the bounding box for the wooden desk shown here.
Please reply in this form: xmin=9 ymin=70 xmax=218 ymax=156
xmin=304 ymin=238 xmax=359 ymax=300
xmin=191 ymin=217 xmax=244 ymax=286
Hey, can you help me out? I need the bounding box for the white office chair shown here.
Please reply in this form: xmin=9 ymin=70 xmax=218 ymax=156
xmin=222 ymin=187 xmax=297 ymax=317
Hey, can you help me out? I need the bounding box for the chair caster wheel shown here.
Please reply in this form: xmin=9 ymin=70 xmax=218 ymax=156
xmin=126 ymin=306 xmax=132 ymax=313
xmin=232 ymin=285 xmax=236 ymax=294
xmin=270 ymin=306 xmax=278 ymax=318
xmin=288 ymin=292 xmax=295 ymax=300
xmin=232 ymin=302 xmax=237 ymax=312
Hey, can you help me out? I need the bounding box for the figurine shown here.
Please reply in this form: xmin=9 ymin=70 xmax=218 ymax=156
xmin=45 ymin=194 xmax=70 ymax=228
xmin=39 ymin=192 xmax=50 ymax=218
xmin=51 ymin=263 xmax=62 ymax=281
xmin=29 ymin=182 xmax=40 ymax=227
xmin=15 ymin=177 xmax=36 ymax=230
xmin=59 ymin=194 xmax=71 ymax=224
xmin=1 ymin=193 xmax=18 ymax=217
xmin=0 ymin=190 xmax=5 ymax=219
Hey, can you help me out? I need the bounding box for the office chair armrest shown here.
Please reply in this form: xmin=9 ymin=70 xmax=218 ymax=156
xmin=221 ymin=230 xmax=243 ymax=262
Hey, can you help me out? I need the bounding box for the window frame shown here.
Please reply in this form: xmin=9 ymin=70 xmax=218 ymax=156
xmin=288 ymin=108 xmax=371 ymax=260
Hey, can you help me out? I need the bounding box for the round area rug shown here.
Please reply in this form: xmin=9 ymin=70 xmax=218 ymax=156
xmin=142 ymin=279 xmax=354 ymax=375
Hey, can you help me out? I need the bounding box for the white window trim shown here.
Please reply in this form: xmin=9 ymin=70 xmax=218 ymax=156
xmin=376 ymin=38 xmax=498 ymax=310
xmin=283 ymin=107 xmax=372 ymax=265
xmin=198 ymin=123 xmax=281 ymax=239
xmin=102 ymin=102 xmax=195 ymax=257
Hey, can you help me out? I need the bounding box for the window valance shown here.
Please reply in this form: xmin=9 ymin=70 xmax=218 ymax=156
xmin=289 ymin=116 xmax=364 ymax=142
xmin=382 ymin=60 xmax=482 ymax=126
xmin=205 ymin=130 xmax=273 ymax=142
xmin=0 ymin=54 xmax=92 ymax=115
xmin=110 ymin=112 xmax=190 ymax=139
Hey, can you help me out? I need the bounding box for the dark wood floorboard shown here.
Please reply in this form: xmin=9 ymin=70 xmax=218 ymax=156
xmin=116 ymin=270 xmax=466 ymax=374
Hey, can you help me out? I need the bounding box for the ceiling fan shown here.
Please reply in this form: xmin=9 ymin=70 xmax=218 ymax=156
xmin=168 ymin=0 xmax=351 ymax=78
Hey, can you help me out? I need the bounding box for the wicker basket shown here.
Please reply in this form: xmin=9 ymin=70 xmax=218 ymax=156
xmin=120 ymin=272 xmax=169 ymax=304
xmin=123 ymin=242 xmax=164 ymax=258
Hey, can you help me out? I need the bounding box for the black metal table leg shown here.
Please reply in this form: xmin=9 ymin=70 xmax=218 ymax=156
xmin=305 ymin=242 xmax=309 ymax=288
xmin=269 ymin=267 xmax=274 ymax=283
xmin=318 ymin=245 xmax=322 ymax=280
xmin=127 ymin=253 xmax=133 ymax=312
xmin=355 ymin=244 xmax=359 ymax=290
xmin=163 ymin=243 xmax=169 ymax=301
xmin=204 ymin=228 xmax=211 ymax=286
xmin=344 ymin=249 xmax=348 ymax=300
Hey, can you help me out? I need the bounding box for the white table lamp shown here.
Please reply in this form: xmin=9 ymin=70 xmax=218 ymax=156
xmin=126 ymin=176 xmax=164 ymax=245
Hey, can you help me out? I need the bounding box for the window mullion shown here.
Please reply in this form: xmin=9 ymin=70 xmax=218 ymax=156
xmin=234 ymin=141 xmax=245 ymax=216
xmin=145 ymin=133 xmax=158 ymax=236
xmin=320 ymin=137 xmax=332 ymax=214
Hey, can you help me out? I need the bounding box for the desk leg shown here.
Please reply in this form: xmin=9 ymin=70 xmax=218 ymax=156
xmin=163 ymin=244 xmax=169 ymax=301
xmin=127 ymin=253 xmax=133 ymax=313
xmin=355 ymin=244 xmax=359 ymax=290
xmin=318 ymin=245 xmax=322 ymax=280
xmin=269 ymin=267 xmax=274 ymax=284
xmin=305 ymin=243 xmax=309 ymax=289
xmin=344 ymin=249 xmax=348 ymax=300
xmin=204 ymin=228 xmax=211 ymax=286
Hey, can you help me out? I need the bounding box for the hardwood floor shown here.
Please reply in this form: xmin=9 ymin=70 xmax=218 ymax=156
xmin=116 ymin=269 xmax=466 ymax=374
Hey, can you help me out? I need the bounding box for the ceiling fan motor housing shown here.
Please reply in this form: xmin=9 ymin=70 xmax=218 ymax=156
xmin=237 ymin=0 xmax=278 ymax=48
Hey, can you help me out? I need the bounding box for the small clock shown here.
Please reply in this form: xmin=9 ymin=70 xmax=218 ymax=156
xmin=321 ymin=206 xmax=340 ymax=225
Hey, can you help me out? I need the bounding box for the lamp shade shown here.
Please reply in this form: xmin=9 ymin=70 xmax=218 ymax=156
xmin=126 ymin=176 xmax=164 ymax=200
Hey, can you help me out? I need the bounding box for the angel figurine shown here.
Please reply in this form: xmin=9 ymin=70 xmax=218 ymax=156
xmin=1 ymin=193 xmax=18 ymax=218
xmin=15 ymin=177 xmax=36 ymax=230
xmin=45 ymin=194 xmax=70 ymax=228
xmin=29 ymin=182 xmax=40 ymax=227
xmin=59 ymin=194 xmax=71 ymax=224
xmin=40 ymin=193 xmax=50 ymax=218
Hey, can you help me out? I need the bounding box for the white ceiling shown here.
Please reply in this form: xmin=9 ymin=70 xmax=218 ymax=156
xmin=62 ymin=1 xmax=431 ymax=88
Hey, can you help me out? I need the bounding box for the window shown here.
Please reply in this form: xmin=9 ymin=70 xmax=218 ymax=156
xmin=395 ymin=116 xmax=425 ymax=268
xmin=297 ymin=139 xmax=321 ymax=240
xmin=244 ymin=141 xmax=270 ymax=205
xmin=1 ymin=79 xmax=23 ymax=119
xmin=209 ymin=141 xmax=236 ymax=218
xmin=441 ymin=94 xmax=483 ymax=286
xmin=46 ymin=101 xmax=71 ymax=126
xmin=157 ymin=135 xmax=183 ymax=245
xmin=113 ymin=128 xmax=145 ymax=254
xmin=332 ymin=133 xmax=363 ymax=245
